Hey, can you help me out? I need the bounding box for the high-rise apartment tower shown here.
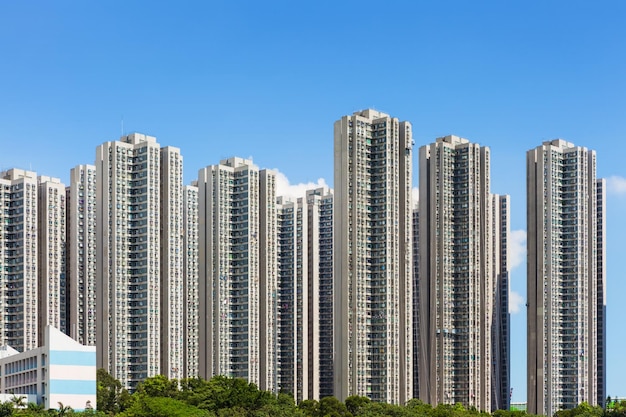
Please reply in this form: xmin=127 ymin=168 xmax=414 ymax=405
xmin=197 ymin=158 xmax=278 ymax=391
xmin=276 ymin=195 xmax=308 ymax=401
xmin=527 ymin=139 xmax=605 ymax=415
xmin=0 ymin=169 xmax=69 ymax=352
xmin=95 ymin=133 xmax=184 ymax=390
xmin=275 ymin=186 xmax=334 ymax=401
xmin=417 ymin=136 xmax=509 ymax=412
xmin=309 ymin=187 xmax=334 ymax=399
xmin=67 ymin=164 xmax=97 ymax=346
xmin=37 ymin=175 xmax=67 ymax=341
xmin=183 ymin=183 xmax=199 ymax=378
xmin=334 ymin=109 xmax=413 ymax=404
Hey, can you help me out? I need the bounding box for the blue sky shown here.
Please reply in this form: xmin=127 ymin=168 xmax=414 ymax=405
xmin=1 ymin=1 xmax=625 ymax=403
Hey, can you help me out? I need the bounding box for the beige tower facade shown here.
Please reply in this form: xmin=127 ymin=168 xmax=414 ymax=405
xmin=0 ymin=170 xmax=40 ymax=351
xmin=67 ymin=164 xmax=97 ymax=346
xmin=95 ymin=133 xmax=184 ymax=390
xmin=417 ymin=136 xmax=508 ymax=412
xmin=311 ymin=188 xmax=334 ymax=400
xmin=527 ymin=139 xmax=605 ymax=416
xmin=276 ymin=195 xmax=309 ymax=401
xmin=334 ymin=109 xmax=413 ymax=404
xmin=276 ymin=186 xmax=334 ymax=401
xmin=160 ymin=146 xmax=184 ymax=381
xmin=197 ymin=158 xmax=277 ymax=391
xmin=0 ymin=169 xmax=69 ymax=352
xmin=37 ymin=175 xmax=67 ymax=342
xmin=183 ymin=183 xmax=199 ymax=378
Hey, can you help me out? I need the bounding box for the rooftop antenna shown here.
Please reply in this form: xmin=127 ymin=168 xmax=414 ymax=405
xmin=121 ymin=115 xmax=124 ymax=137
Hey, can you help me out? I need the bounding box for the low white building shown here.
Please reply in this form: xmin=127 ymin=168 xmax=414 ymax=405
xmin=0 ymin=326 xmax=96 ymax=411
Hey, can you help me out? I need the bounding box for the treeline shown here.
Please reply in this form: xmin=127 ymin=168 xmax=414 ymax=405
xmin=94 ymin=371 xmax=623 ymax=417
xmin=2 ymin=370 xmax=623 ymax=417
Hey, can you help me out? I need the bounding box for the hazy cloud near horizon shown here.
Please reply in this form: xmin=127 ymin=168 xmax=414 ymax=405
xmin=412 ymin=187 xmax=419 ymax=207
xmin=509 ymin=230 xmax=526 ymax=271
xmin=607 ymin=175 xmax=626 ymax=196
xmin=274 ymin=170 xmax=330 ymax=200
xmin=509 ymin=291 xmax=525 ymax=314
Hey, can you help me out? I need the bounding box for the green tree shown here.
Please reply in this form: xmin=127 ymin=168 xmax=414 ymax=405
xmin=56 ymin=403 xmax=73 ymax=416
xmin=96 ymin=368 xmax=131 ymax=414
xmin=277 ymin=392 xmax=296 ymax=409
xmin=9 ymin=396 xmax=26 ymax=410
xmin=72 ymin=409 xmax=107 ymax=417
xmin=0 ymin=401 xmax=13 ymax=417
xmin=177 ymin=378 xmax=212 ymax=407
xmin=198 ymin=376 xmax=272 ymax=412
xmin=298 ymin=399 xmax=320 ymax=417
xmin=610 ymin=400 xmax=626 ymax=417
xmin=405 ymin=398 xmax=433 ymax=417
xmin=119 ymin=396 xmax=209 ymax=417
xmin=216 ymin=407 xmax=246 ymax=417
xmin=555 ymin=402 xmax=602 ymax=417
xmin=26 ymin=402 xmax=44 ymax=412
xmin=135 ymin=375 xmax=179 ymax=398
xmin=318 ymin=396 xmax=349 ymax=417
xmin=346 ymin=396 xmax=370 ymax=416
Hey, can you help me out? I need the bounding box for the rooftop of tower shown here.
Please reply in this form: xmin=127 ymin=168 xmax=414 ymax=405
xmin=0 ymin=168 xmax=37 ymax=180
xmin=436 ymin=135 xmax=469 ymax=145
xmin=352 ymin=109 xmax=391 ymax=119
xmin=543 ymin=138 xmax=576 ymax=149
xmin=220 ymin=156 xmax=256 ymax=169
xmin=120 ymin=132 xmax=157 ymax=145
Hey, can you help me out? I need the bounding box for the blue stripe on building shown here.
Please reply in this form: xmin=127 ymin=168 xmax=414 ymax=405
xmin=49 ymin=351 xmax=96 ymax=367
xmin=49 ymin=379 xmax=96 ymax=395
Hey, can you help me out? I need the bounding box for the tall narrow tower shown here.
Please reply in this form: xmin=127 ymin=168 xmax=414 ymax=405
xmin=197 ymin=158 xmax=277 ymax=391
xmin=275 ymin=186 xmax=333 ymax=401
xmin=183 ymin=183 xmax=200 ymax=378
xmin=95 ymin=133 xmax=184 ymax=390
xmin=417 ymin=136 xmax=509 ymax=412
xmin=527 ymin=139 xmax=605 ymax=415
xmin=306 ymin=187 xmax=335 ymax=400
xmin=334 ymin=109 xmax=413 ymax=404
xmin=276 ymin=195 xmax=309 ymax=401
xmin=0 ymin=169 xmax=68 ymax=352
xmin=160 ymin=146 xmax=184 ymax=381
xmin=492 ymin=195 xmax=511 ymax=412
xmin=37 ymin=175 xmax=67 ymax=341
xmin=67 ymin=165 xmax=97 ymax=346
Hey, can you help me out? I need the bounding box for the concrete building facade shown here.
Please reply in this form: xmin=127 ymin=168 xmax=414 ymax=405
xmin=159 ymin=146 xmax=184 ymax=381
xmin=275 ymin=186 xmax=334 ymax=401
xmin=417 ymin=136 xmax=509 ymax=412
xmin=412 ymin=204 xmax=420 ymax=400
xmin=0 ymin=169 xmax=40 ymax=352
xmin=183 ymin=183 xmax=199 ymax=378
xmin=492 ymin=195 xmax=511 ymax=411
xmin=0 ymin=170 xmax=69 ymax=353
xmin=312 ymin=188 xmax=334 ymax=400
xmin=527 ymin=139 xmax=605 ymax=415
xmin=37 ymin=176 xmax=67 ymax=343
xmin=276 ymin=196 xmax=308 ymax=401
xmin=95 ymin=133 xmax=184 ymax=390
xmin=197 ymin=158 xmax=278 ymax=391
xmin=66 ymin=165 xmax=97 ymax=346
xmin=334 ymin=109 xmax=413 ymax=404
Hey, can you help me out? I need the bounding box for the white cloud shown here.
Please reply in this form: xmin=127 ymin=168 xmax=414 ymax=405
xmin=412 ymin=187 xmax=419 ymax=207
xmin=607 ymin=175 xmax=626 ymax=196
xmin=509 ymin=291 xmax=525 ymax=314
xmin=274 ymin=170 xmax=330 ymax=200
xmin=509 ymin=229 xmax=526 ymax=271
